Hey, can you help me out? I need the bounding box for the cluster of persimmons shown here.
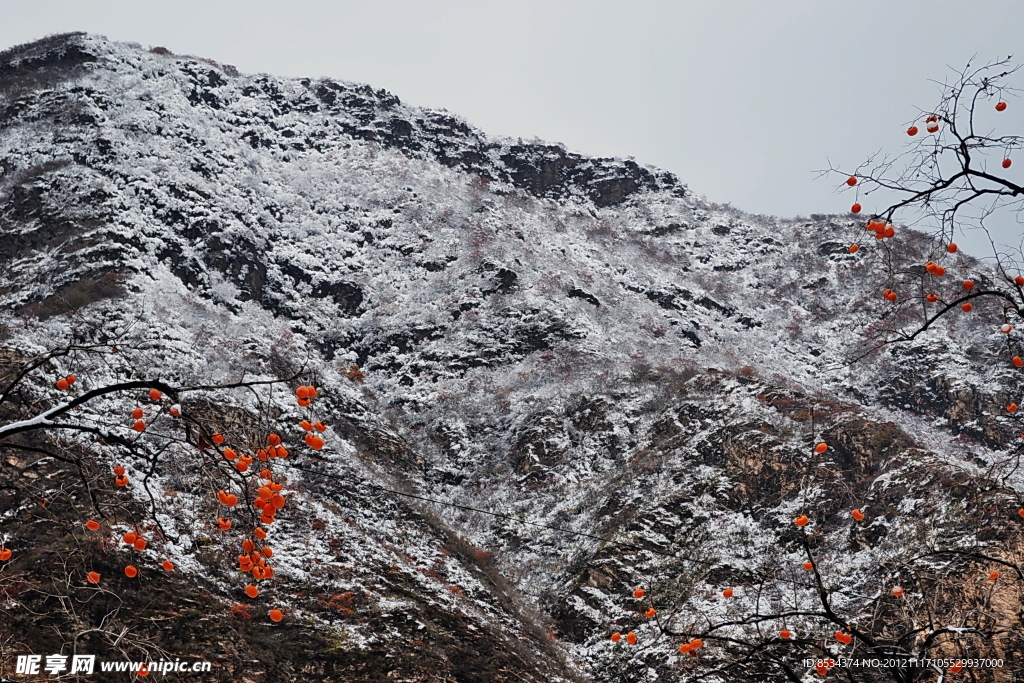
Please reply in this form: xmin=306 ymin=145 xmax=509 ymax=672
xmin=0 ymin=379 xmax=337 ymax=626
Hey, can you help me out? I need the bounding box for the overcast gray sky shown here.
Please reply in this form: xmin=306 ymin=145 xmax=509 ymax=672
xmin=3 ymin=1 xmax=1022 ymax=253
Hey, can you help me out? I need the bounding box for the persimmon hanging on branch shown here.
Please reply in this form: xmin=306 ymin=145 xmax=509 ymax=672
xmin=823 ymin=58 xmax=1023 ymax=351
xmin=0 ymin=340 xmax=318 ymax=629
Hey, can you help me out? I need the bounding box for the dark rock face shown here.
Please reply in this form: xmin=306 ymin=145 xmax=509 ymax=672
xmin=881 ymin=343 xmax=1022 ymax=448
xmin=567 ymin=287 xmax=600 ymax=307
xmin=495 ymin=144 xmax=679 ymax=207
xmin=16 ymin=273 xmax=127 ymax=319
xmin=490 ymin=268 xmax=518 ymax=294
xmin=311 ymin=280 xmax=364 ymax=316
xmin=0 ymin=32 xmax=96 ymax=96
xmin=202 ymin=232 xmax=268 ymax=302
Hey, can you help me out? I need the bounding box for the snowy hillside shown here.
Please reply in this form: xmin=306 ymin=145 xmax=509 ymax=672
xmin=1 ymin=33 xmax=1022 ymax=682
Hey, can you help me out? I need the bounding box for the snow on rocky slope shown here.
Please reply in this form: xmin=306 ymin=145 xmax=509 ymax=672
xmin=1 ymin=33 xmax=1022 ymax=682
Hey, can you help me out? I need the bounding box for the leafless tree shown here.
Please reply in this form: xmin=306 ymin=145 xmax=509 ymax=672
xmin=0 ymin=335 xmax=306 ymax=676
xmin=825 ymin=58 xmax=1023 ymax=355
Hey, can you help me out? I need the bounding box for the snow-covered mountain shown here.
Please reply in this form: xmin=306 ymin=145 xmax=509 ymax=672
xmin=1 ymin=33 xmax=1021 ymax=682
